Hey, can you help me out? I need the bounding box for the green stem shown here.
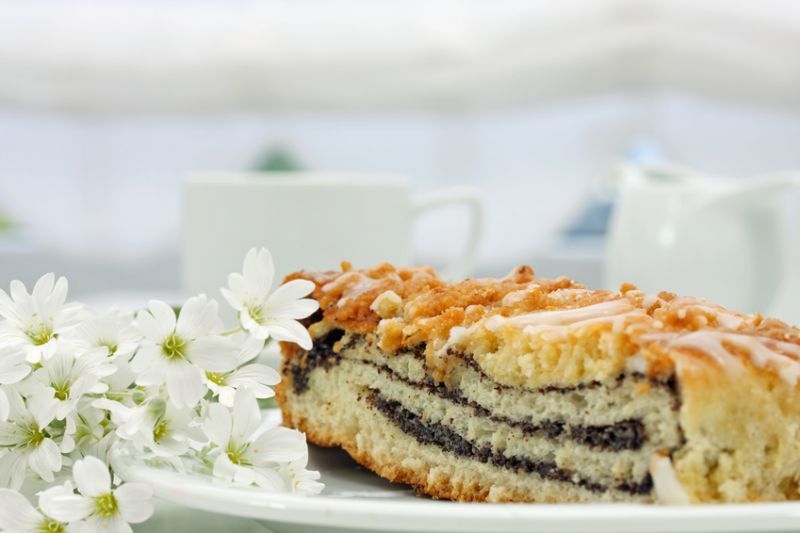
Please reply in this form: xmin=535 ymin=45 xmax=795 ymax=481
xmin=220 ymin=327 xmax=242 ymax=337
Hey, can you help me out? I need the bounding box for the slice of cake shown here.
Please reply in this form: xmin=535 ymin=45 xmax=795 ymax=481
xmin=275 ymin=262 xmax=800 ymax=503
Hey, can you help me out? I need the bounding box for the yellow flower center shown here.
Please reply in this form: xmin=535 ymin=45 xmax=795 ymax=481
xmin=53 ymin=381 xmax=70 ymax=401
xmin=27 ymin=323 xmax=53 ymax=346
xmin=205 ymin=371 xmax=228 ymax=386
xmin=245 ymin=304 xmax=265 ymax=325
xmin=226 ymin=443 xmax=250 ymax=466
xmin=93 ymin=493 xmax=119 ymax=519
xmin=152 ymin=419 xmax=170 ymax=443
xmin=161 ymin=334 xmax=187 ymax=361
xmin=26 ymin=424 xmax=45 ymax=447
xmin=98 ymin=340 xmax=118 ymax=355
xmin=38 ymin=518 xmax=66 ymax=533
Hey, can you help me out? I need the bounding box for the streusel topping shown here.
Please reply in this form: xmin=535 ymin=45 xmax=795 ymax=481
xmin=286 ymin=262 xmax=800 ymax=386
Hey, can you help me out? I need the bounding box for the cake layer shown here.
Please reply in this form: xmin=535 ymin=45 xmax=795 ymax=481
xmin=290 ymin=331 xmax=681 ymax=439
xmin=281 ymin=358 xmax=656 ymax=502
xmin=281 ymin=330 xmax=684 ymax=501
xmin=365 ymin=389 xmax=651 ymax=495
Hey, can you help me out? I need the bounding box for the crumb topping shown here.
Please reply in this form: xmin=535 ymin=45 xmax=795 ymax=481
xmin=285 ymin=263 xmax=800 ymax=387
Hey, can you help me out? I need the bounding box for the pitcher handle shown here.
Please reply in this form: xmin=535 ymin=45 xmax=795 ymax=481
xmin=688 ymin=173 xmax=800 ymax=322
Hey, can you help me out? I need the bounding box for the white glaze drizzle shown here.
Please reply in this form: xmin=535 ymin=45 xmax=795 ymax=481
xmin=643 ymin=330 xmax=800 ymax=385
xmin=438 ymin=324 xmax=478 ymax=355
xmin=668 ymin=297 xmax=746 ymax=330
xmin=650 ymin=455 xmax=690 ymax=505
xmin=641 ymin=293 xmax=661 ymax=309
xmin=323 ymin=272 xmax=396 ymax=307
xmin=501 ymin=286 xmax=538 ymax=307
xmin=485 ymin=300 xmax=644 ymax=342
xmin=442 ymin=289 xmax=800 ymax=386
xmin=487 ymin=300 xmax=635 ymax=329
xmin=625 ymin=352 xmax=648 ymax=374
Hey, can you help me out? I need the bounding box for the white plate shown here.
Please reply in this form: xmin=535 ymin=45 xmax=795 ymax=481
xmin=114 ymin=410 xmax=800 ymax=533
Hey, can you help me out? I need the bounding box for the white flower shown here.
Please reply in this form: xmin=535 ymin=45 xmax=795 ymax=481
xmin=203 ymin=388 xmax=306 ymax=489
xmin=62 ymin=397 xmax=117 ymax=464
xmin=276 ymin=452 xmax=324 ymax=495
xmin=0 ymin=488 xmax=68 ymax=533
xmin=142 ymin=400 xmax=205 ymax=457
xmin=25 ymin=347 xmax=116 ymax=420
xmin=90 ymin=398 xmax=149 ymax=443
xmin=221 ymin=248 xmax=318 ymax=350
xmin=0 ymin=274 xmax=83 ymax=363
xmin=0 ymin=249 xmax=322 ymax=524
xmin=131 ymin=296 xmax=238 ymax=408
xmin=72 ymin=308 xmax=140 ymax=360
xmin=0 ymin=345 xmax=31 ymax=421
xmin=0 ymin=390 xmax=63 ymax=489
xmin=40 ymin=456 xmax=153 ymax=533
xmin=92 ymin=395 xmax=204 ymax=458
xmin=0 ymin=390 xmax=8 ymax=422
xmin=0 ymin=345 xmax=31 ymax=385
xmin=205 ymin=336 xmax=280 ymax=406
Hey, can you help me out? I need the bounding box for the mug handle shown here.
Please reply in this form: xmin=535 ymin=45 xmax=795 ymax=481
xmin=412 ymin=187 xmax=484 ymax=279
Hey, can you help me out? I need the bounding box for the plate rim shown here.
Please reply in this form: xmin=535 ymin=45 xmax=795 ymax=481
xmin=112 ymin=410 xmax=800 ymax=533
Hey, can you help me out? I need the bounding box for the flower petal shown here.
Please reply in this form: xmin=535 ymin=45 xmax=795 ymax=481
xmin=39 ymin=484 xmax=93 ymax=522
xmin=0 ymin=390 xmax=8 ymax=422
xmin=139 ymin=301 xmax=176 ymax=341
xmin=72 ymin=455 xmax=111 ymax=496
xmin=0 ymin=347 xmax=30 ymax=385
xmin=48 ymin=276 xmax=70 ymax=311
xmin=32 ymin=273 xmax=55 ymax=303
xmin=185 ymin=336 xmax=238 ymax=372
xmin=228 ymin=364 xmax=280 ymax=398
xmin=0 ymin=421 xmax=26 ymax=446
xmin=86 ymin=516 xmax=132 ymax=533
xmin=249 ymin=427 xmax=307 ymax=464
xmin=0 ymin=451 xmax=28 ymax=490
xmin=0 ymin=488 xmax=42 ymax=530
xmin=220 ymin=273 xmax=244 ymax=311
xmin=165 ymin=364 xmax=205 ymax=408
xmin=131 ymin=346 xmax=164 ymax=378
xmin=212 ymin=453 xmax=251 ymax=485
xmin=29 ymin=393 xmax=58 ymax=429
xmin=217 ymin=386 xmax=236 ymax=407
xmin=202 ymin=403 xmax=232 ymax=447
xmin=265 ymin=279 xmax=316 ymax=309
xmin=176 ymin=295 xmax=221 ymax=339
xmin=264 ymin=319 xmax=313 ymax=350
xmin=235 ymin=335 xmax=265 ymax=365
xmin=114 ymin=483 xmax=154 ymax=524
xmin=252 ymin=467 xmax=286 ymax=491
xmin=242 ymin=248 xmax=275 ymax=301
xmin=27 ymin=438 xmax=62 ymax=481
xmin=9 ymin=280 xmax=29 ymax=309
xmin=270 ymin=299 xmax=320 ymax=321
xmin=231 ymin=388 xmax=261 ymax=444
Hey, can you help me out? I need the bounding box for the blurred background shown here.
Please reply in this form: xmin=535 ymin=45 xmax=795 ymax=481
xmin=2 ymin=0 xmax=800 ymax=311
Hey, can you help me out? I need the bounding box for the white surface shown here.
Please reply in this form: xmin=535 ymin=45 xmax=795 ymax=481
xmin=2 ymin=1 xmax=800 ymax=112
xmin=117 ymin=409 xmax=800 ymax=533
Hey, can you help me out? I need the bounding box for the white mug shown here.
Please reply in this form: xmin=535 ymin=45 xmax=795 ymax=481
xmin=605 ymin=163 xmax=800 ymax=323
xmin=182 ymin=173 xmax=483 ymax=300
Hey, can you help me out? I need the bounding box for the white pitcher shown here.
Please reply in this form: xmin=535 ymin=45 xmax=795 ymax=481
xmin=605 ymin=164 xmax=800 ymax=324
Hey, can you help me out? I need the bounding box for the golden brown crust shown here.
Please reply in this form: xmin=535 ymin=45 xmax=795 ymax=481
xmin=285 ymin=262 xmax=800 ymax=389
